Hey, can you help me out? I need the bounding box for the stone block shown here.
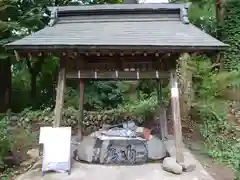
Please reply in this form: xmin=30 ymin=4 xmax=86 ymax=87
xmin=147 ymin=135 xmax=166 ymax=160
xmin=164 ymin=139 xmax=176 ymax=157
xmin=77 ymin=136 xmax=96 ymax=162
xmin=162 ymin=157 xmax=183 ymax=174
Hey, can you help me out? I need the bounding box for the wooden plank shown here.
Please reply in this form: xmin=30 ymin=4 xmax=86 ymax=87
xmin=77 ymin=80 xmax=84 ymax=142
xmin=66 ymin=70 xmax=169 ymax=80
xmin=53 ymin=68 xmax=66 ymax=127
xmin=170 ymin=72 xmax=184 ymax=163
xmin=159 ymin=106 xmax=168 ymax=140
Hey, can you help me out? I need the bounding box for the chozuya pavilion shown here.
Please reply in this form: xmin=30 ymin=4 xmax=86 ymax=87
xmin=6 ymin=0 xmax=227 ymax=169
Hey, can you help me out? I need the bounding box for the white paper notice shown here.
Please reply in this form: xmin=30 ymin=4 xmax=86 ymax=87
xmin=44 ymin=127 xmax=71 ymax=163
xmin=171 ymin=88 xmax=179 ymax=98
xmin=39 ymin=127 xmax=52 ymax=144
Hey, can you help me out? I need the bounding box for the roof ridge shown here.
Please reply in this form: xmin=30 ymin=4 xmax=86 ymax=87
xmin=48 ymin=3 xmax=190 ymax=26
xmin=49 ymin=7 xmax=58 ymax=27
xmin=180 ymin=6 xmax=189 ymax=24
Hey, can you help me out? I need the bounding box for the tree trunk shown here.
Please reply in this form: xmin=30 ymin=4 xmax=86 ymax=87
xmin=0 ymin=58 xmax=11 ymax=112
xmin=216 ymin=0 xmax=226 ymax=40
xmin=26 ymin=56 xmax=45 ymax=103
xmin=216 ymin=0 xmax=226 ymax=70
xmin=30 ymin=72 xmax=37 ymax=101
xmin=178 ymin=53 xmax=193 ymax=123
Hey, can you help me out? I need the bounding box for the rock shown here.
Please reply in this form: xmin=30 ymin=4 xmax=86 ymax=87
xmin=71 ymin=136 xmax=79 ymax=159
xmin=164 ymin=140 xmax=196 ymax=172
xmin=77 ymin=136 xmax=97 ymax=162
xmin=11 ymin=116 xmax=18 ymax=121
xmin=162 ymin=157 xmax=183 ymax=174
xmin=147 ymin=135 xmax=166 ymax=160
xmin=181 ymin=162 xmax=196 ymax=172
xmin=166 ymin=134 xmax=175 ymax=140
xmin=44 ymin=116 xmax=49 ymax=122
xmin=20 ymin=159 xmax=35 ymax=167
xmin=102 ymin=124 xmax=111 ymax=130
xmin=30 ymin=159 xmax=42 ymax=170
xmin=99 ymin=140 xmax=110 ymax=163
xmin=27 ymin=148 xmax=40 ymax=159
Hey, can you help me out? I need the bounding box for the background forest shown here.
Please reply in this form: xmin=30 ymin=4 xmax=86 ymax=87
xmin=1 ymin=0 xmax=240 ymax=179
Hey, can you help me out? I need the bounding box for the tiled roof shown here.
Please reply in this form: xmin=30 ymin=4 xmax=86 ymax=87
xmin=7 ymin=3 xmax=227 ymax=51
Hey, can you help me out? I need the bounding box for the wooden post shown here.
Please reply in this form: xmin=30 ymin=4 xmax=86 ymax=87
xmin=170 ymin=72 xmax=184 ymax=163
xmin=53 ymin=68 xmax=66 ymax=127
xmin=156 ymin=80 xmax=161 ymax=105
xmin=159 ymin=106 xmax=168 ymax=141
xmin=77 ymin=79 xmax=85 ymax=141
xmin=156 ymin=80 xmax=168 ymax=140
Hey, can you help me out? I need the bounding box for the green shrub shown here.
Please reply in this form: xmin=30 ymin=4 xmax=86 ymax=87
xmin=222 ymin=0 xmax=240 ymax=71
xmin=0 ymin=117 xmax=14 ymax=169
xmin=117 ymin=93 xmax=158 ymax=122
xmin=189 ymin=55 xmax=240 ymax=178
xmin=193 ymin=100 xmax=240 ymax=175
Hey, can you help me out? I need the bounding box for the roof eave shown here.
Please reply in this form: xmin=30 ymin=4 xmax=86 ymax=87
xmin=5 ymin=44 xmax=229 ymax=52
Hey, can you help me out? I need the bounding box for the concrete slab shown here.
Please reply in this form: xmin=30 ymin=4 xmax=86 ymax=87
xmin=15 ymin=150 xmax=215 ymax=180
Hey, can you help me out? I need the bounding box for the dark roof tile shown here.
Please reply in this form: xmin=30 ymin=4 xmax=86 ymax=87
xmin=7 ymin=3 xmax=227 ymax=51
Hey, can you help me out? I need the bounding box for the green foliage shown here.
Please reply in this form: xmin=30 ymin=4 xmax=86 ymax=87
xmin=194 ymin=100 xmax=240 ymax=172
xmin=188 ymin=3 xmax=217 ymax=36
xmin=65 ymin=81 xmax=124 ymax=111
xmin=0 ymin=117 xmax=14 ymax=169
xmin=222 ymin=0 xmax=240 ymax=71
xmin=190 ymin=55 xmax=240 ymax=176
xmin=190 ymin=55 xmax=240 ymax=99
xmin=118 ymin=93 xmax=158 ymax=121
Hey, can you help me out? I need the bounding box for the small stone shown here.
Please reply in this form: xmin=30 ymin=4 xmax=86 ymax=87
xmin=20 ymin=159 xmax=35 ymax=167
xmin=182 ymin=163 xmax=196 ymax=172
xmin=26 ymin=118 xmax=31 ymax=122
xmin=162 ymin=157 xmax=183 ymax=174
xmin=30 ymin=160 xmax=42 ymax=170
xmin=11 ymin=116 xmax=18 ymax=121
xmin=27 ymin=148 xmax=40 ymax=159
xmin=44 ymin=116 xmax=49 ymax=122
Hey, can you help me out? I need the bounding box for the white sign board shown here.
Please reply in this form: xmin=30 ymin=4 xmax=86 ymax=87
xmin=39 ymin=127 xmax=52 ymax=144
xmin=171 ymin=88 xmax=179 ymax=98
xmin=40 ymin=127 xmax=72 ymax=175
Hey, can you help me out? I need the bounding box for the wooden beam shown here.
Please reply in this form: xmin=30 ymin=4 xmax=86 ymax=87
xmin=53 ymin=68 xmax=66 ymax=127
xmin=77 ymin=79 xmax=84 ymax=141
xmin=170 ymin=72 xmax=184 ymax=163
xmin=66 ymin=70 xmax=169 ymax=80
